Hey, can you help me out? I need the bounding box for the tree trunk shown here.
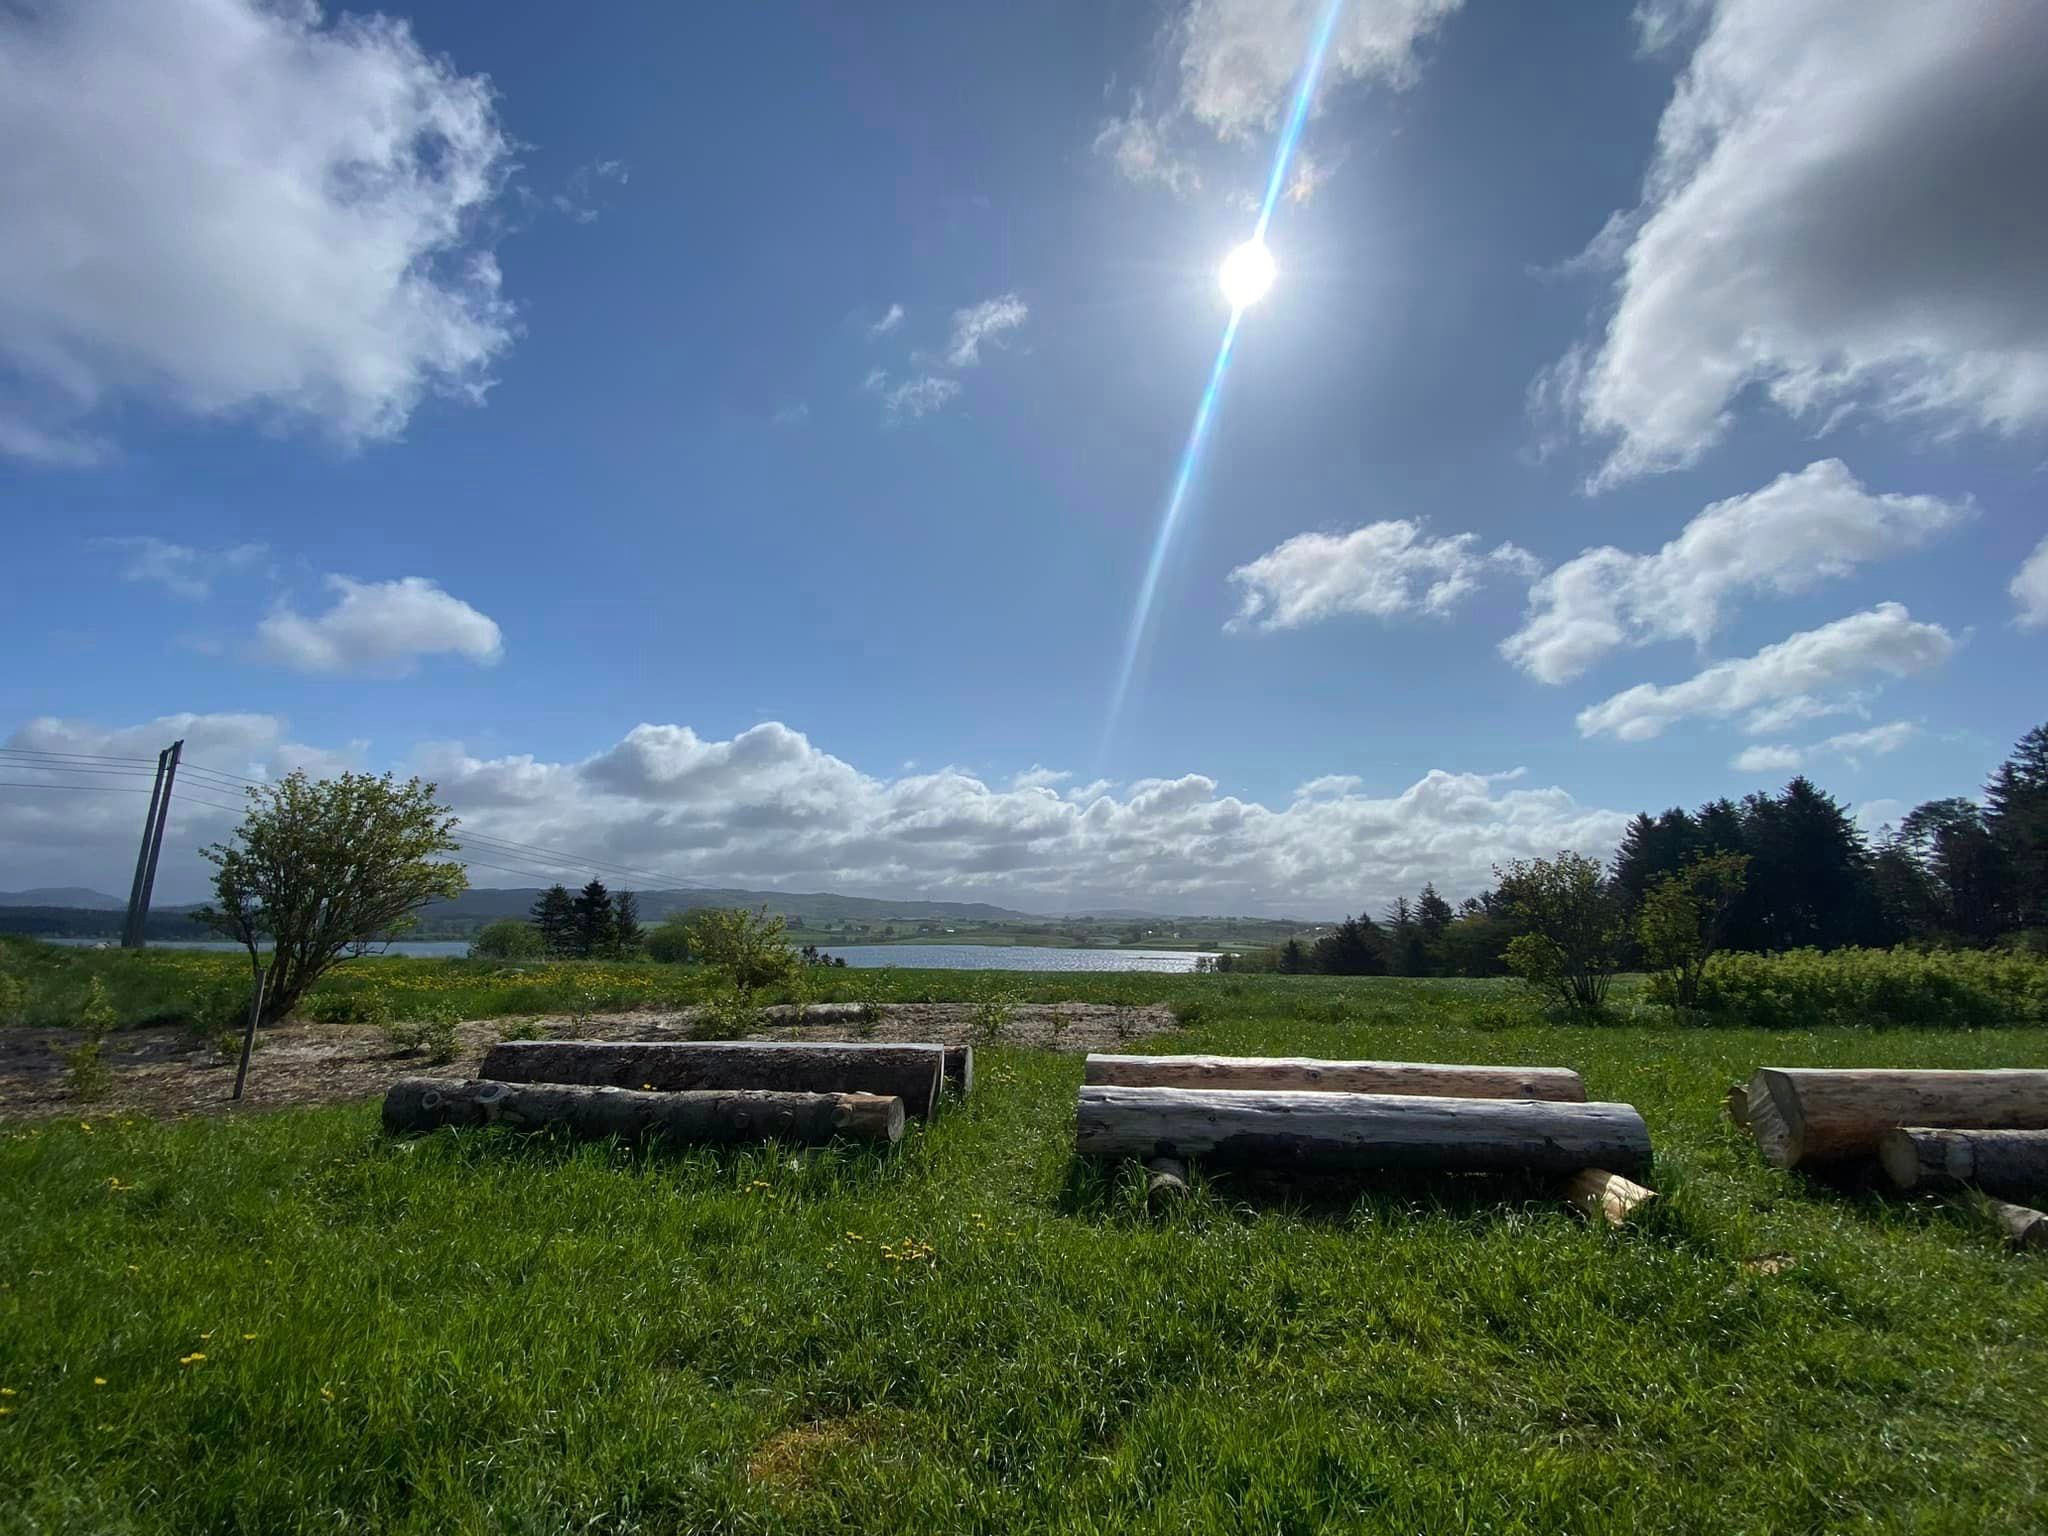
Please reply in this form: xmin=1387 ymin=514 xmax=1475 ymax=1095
xmin=383 ymin=1078 xmax=904 ymax=1145
xmin=1879 ymin=1127 xmax=2048 ymax=1197
xmin=1563 ymin=1167 xmax=1656 ymax=1226
xmin=478 ymin=1040 xmax=947 ymax=1119
xmin=1074 ymin=1087 xmax=1653 ymax=1177
xmin=1745 ymin=1069 xmax=2048 ymax=1170
xmin=1083 ymin=1054 xmax=1585 ymax=1101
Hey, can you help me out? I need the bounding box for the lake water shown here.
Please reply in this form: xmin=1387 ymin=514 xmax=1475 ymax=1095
xmin=42 ymin=938 xmax=1209 ymax=972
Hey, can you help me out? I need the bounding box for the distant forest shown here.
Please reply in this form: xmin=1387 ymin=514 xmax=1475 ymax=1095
xmin=1227 ymin=722 xmax=2048 ymax=977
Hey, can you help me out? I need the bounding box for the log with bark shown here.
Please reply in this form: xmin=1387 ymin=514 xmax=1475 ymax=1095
xmin=1878 ymin=1127 xmax=2048 ymax=1198
xmin=1979 ymin=1196 xmax=2048 ymax=1251
xmin=1145 ymin=1156 xmax=1190 ymax=1205
xmin=1564 ymin=1167 xmax=1656 ymax=1227
xmin=1724 ymin=1083 xmax=1749 ymax=1127
xmin=1744 ymin=1068 xmax=2048 ymax=1170
xmin=1074 ymin=1087 xmax=1653 ymax=1177
xmin=383 ymin=1078 xmax=905 ymax=1145
xmin=478 ymin=1040 xmax=948 ymax=1118
xmin=1083 ymin=1054 xmax=1586 ymax=1101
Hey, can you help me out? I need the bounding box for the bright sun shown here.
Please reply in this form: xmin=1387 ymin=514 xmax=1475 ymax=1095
xmin=1219 ymin=239 xmax=1276 ymax=309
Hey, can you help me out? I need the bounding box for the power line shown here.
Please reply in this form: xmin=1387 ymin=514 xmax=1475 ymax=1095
xmin=0 ymin=747 xmax=159 ymax=767
xmin=0 ymin=759 xmax=161 ymax=781
xmin=0 ymin=779 xmax=249 ymax=816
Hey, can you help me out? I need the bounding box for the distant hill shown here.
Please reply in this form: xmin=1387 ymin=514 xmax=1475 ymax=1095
xmin=0 ymin=887 xmax=127 ymax=909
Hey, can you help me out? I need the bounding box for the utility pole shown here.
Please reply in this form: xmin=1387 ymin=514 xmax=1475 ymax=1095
xmin=121 ymin=738 xmax=184 ymax=949
xmin=121 ymin=745 xmax=172 ymax=948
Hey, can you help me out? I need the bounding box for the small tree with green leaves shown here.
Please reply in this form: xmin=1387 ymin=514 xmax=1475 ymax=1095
xmin=1496 ymin=852 xmax=1624 ymax=1015
xmin=1640 ymin=850 xmax=1751 ymax=1010
xmin=64 ymin=976 xmax=118 ymax=1100
xmin=686 ymin=906 xmax=798 ymax=992
xmin=644 ymin=912 xmax=695 ymax=964
xmin=196 ymin=770 xmax=466 ymax=1026
xmin=471 ymin=918 xmax=544 ymax=961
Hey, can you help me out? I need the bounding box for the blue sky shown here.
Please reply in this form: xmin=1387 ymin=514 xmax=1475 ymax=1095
xmin=2 ymin=0 xmax=2044 ymax=913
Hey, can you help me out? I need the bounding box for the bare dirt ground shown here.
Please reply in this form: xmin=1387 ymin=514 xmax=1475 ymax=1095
xmin=0 ymin=1001 xmax=1178 ymax=1122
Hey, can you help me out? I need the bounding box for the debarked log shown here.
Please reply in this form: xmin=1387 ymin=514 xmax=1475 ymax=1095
xmin=479 ymin=1039 xmax=947 ymax=1118
xmin=1074 ymin=1087 xmax=1652 ymax=1177
xmin=1744 ymin=1069 xmax=2048 ymax=1170
xmin=382 ymin=1078 xmax=905 ymax=1145
xmin=1083 ymin=1053 xmax=1586 ymax=1101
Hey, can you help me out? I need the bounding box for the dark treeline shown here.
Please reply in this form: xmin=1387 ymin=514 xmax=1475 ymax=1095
xmin=526 ymin=880 xmax=642 ymax=959
xmin=1221 ymin=723 xmax=2048 ymax=977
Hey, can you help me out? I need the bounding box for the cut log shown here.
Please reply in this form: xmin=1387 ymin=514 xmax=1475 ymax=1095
xmin=1083 ymin=1054 xmax=1586 ymax=1102
xmin=1564 ymin=1167 xmax=1656 ymax=1227
xmin=1879 ymin=1127 xmax=2048 ymax=1197
xmin=1724 ymin=1083 xmax=1749 ymax=1127
xmin=1145 ymin=1156 xmax=1189 ymax=1205
xmin=383 ymin=1078 xmax=904 ymax=1145
xmin=1074 ymin=1087 xmax=1652 ymax=1177
xmin=478 ymin=1040 xmax=946 ymax=1119
xmin=942 ymin=1045 xmax=974 ymax=1097
xmin=1745 ymin=1068 xmax=2048 ymax=1170
xmin=1980 ymin=1197 xmax=2048 ymax=1251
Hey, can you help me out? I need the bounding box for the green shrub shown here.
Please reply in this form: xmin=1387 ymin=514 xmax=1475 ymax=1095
xmin=470 ymin=919 xmax=544 ymax=961
xmin=496 ymin=1018 xmax=550 ymax=1042
xmin=970 ymin=986 xmax=1017 ymax=1045
xmin=644 ymin=914 xmax=695 ymax=964
xmin=307 ymin=989 xmax=394 ymax=1027
xmin=63 ymin=977 xmax=118 ymax=1099
xmin=1169 ymin=998 xmax=1206 ymax=1027
xmin=0 ymin=970 xmax=27 ymax=1025
xmin=1669 ymin=946 xmax=2048 ymax=1029
xmin=383 ymin=1006 xmax=461 ymax=1062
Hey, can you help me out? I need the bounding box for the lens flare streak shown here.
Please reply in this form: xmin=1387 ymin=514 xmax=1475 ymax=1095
xmin=1103 ymin=0 xmax=1347 ymax=753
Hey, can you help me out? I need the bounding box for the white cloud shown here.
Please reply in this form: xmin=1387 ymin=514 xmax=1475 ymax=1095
xmin=1630 ymin=0 xmax=1710 ymax=54
xmin=1739 ymin=692 xmax=1868 ymax=738
xmin=945 ymin=295 xmax=1028 ymax=368
xmin=1175 ymin=0 xmax=1464 ymax=141
xmin=90 ymin=537 xmax=268 ymax=600
xmin=1730 ymin=744 xmax=1802 ymax=774
xmin=1284 ymin=151 xmax=1333 ymax=206
xmin=1730 ymin=720 xmax=1917 ymax=774
xmin=1227 ymin=521 xmax=1539 ymax=632
xmin=0 ymin=0 xmax=516 ymax=462
xmin=2 ymin=713 xmax=1634 ymax=914
xmin=257 ymin=576 xmax=503 ymax=676
xmin=1549 ymin=0 xmax=2048 ymax=486
xmin=1577 ymin=605 xmax=1953 ymax=742
xmin=1502 ymin=460 xmax=1971 ymax=682
xmin=879 ymin=375 xmax=961 ymax=424
xmin=1010 ymin=766 xmax=1071 ymax=791
xmin=868 ymin=304 xmax=905 ymax=338
xmin=1093 ymin=99 xmax=1201 ymax=196
xmin=2013 ymin=535 xmax=2048 ymax=629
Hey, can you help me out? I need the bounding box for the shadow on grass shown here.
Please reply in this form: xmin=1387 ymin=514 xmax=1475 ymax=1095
xmin=376 ymin=1121 xmax=916 ymax=1188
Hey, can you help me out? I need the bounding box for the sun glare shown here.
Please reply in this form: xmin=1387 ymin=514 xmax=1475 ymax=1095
xmin=1219 ymin=240 xmax=1276 ymax=310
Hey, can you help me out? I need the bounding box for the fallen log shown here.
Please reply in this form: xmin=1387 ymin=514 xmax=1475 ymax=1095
xmin=1145 ymin=1156 xmax=1189 ymax=1205
xmin=1564 ymin=1167 xmax=1656 ymax=1227
xmin=1879 ymin=1127 xmax=2048 ymax=1198
xmin=478 ymin=1040 xmax=947 ymax=1119
xmin=383 ymin=1078 xmax=904 ymax=1145
xmin=1074 ymin=1087 xmax=1652 ymax=1177
xmin=942 ymin=1045 xmax=974 ymax=1097
xmin=1980 ymin=1196 xmax=2048 ymax=1251
xmin=1083 ymin=1054 xmax=1586 ymax=1101
xmin=1745 ymin=1068 xmax=2048 ymax=1170
xmin=1724 ymin=1083 xmax=1749 ymax=1127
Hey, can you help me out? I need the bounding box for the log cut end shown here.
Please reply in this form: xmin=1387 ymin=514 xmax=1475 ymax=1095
xmin=1564 ymin=1167 xmax=1656 ymax=1227
xmin=1724 ymin=1083 xmax=1749 ymax=1127
xmin=834 ymin=1092 xmax=907 ymax=1144
xmin=943 ymin=1045 xmax=974 ymax=1098
xmin=1145 ymin=1156 xmax=1189 ymax=1207
xmin=1744 ymin=1070 xmax=1802 ymax=1169
xmin=1986 ymin=1197 xmax=2048 ymax=1251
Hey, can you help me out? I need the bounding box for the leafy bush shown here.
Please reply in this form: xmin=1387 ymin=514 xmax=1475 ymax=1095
xmin=970 ymin=986 xmax=1017 ymax=1045
xmin=694 ymin=984 xmax=762 ymax=1040
xmin=687 ymin=907 xmax=797 ymax=991
xmin=0 ymin=969 xmax=27 ymax=1025
xmin=644 ymin=914 xmax=695 ymax=964
xmin=64 ymin=978 xmax=119 ymax=1100
xmin=496 ymin=1018 xmax=550 ymax=1042
xmin=1497 ymin=853 xmax=1623 ymax=1015
xmin=1169 ymin=997 xmax=1205 ymax=1027
xmin=307 ymin=989 xmax=394 ymax=1027
xmin=1662 ymin=946 xmax=2048 ymax=1029
xmin=383 ymin=1006 xmax=461 ymax=1062
xmin=470 ymin=919 xmax=544 ymax=961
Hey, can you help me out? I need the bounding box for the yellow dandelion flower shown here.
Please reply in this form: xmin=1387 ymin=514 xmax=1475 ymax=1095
xmin=125 ymin=1264 xmax=140 ymax=1273
xmin=179 ymin=1352 xmax=206 ymax=1366
xmin=0 ymin=1388 xmax=13 ymax=1395
xmin=320 ymin=1386 xmax=335 ymax=1401
xmin=0 ymin=1406 xmax=11 ymax=1417
xmin=94 ymin=1378 xmax=107 ymax=1386
xmin=80 ymin=1122 xmax=93 ymax=1134
xmin=199 ymin=1331 xmax=214 ymax=1340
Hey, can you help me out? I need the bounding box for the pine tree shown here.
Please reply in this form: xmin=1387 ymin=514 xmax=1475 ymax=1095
xmin=572 ymin=879 xmax=617 ymax=958
xmin=614 ymin=890 xmax=643 ymax=955
xmin=1901 ymin=798 xmax=2013 ymax=943
xmin=529 ymin=884 xmax=576 ymax=957
xmin=1750 ymin=777 xmax=1876 ymax=950
xmin=1986 ymin=723 xmax=2048 ymax=930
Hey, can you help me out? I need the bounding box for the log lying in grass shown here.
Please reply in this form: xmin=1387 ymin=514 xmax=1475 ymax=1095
xmin=942 ymin=1045 xmax=974 ymax=1097
xmin=1725 ymin=1083 xmax=1750 ymax=1127
xmin=1074 ymin=1087 xmax=1653 ymax=1177
xmin=1082 ymin=1054 xmax=1586 ymax=1102
xmin=383 ymin=1078 xmax=904 ymax=1145
xmin=1745 ymin=1069 xmax=2048 ymax=1170
xmin=1979 ymin=1197 xmax=2048 ymax=1251
xmin=479 ymin=1040 xmax=947 ymax=1119
xmin=1145 ymin=1156 xmax=1189 ymax=1205
xmin=1564 ymin=1167 xmax=1656 ymax=1227
xmin=1879 ymin=1127 xmax=2048 ymax=1198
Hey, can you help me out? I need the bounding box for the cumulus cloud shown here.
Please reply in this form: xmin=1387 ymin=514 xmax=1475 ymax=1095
xmin=1577 ymin=605 xmax=1954 ymax=742
xmin=1175 ymin=0 xmax=1463 ymax=140
xmin=1501 ymin=460 xmax=1971 ymax=682
xmin=1093 ymin=99 xmax=1201 ymax=197
xmin=2 ymin=713 xmax=1633 ymax=915
xmin=2014 ymin=535 xmax=2048 ymax=629
xmin=1731 ymin=720 xmax=1917 ymax=774
xmin=90 ymin=537 xmax=268 ymax=600
xmin=257 ymin=577 xmax=503 ymax=676
xmin=945 ymin=295 xmax=1028 ymax=368
xmin=1227 ymin=521 xmax=1539 ymax=632
xmin=0 ymin=0 xmax=516 ymax=462
xmin=1547 ymin=0 xmax=2048 ymax=486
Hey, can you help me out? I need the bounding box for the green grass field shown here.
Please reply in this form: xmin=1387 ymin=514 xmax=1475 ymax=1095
xmin=5 ymin=972 xmax=2047 ymax=1534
